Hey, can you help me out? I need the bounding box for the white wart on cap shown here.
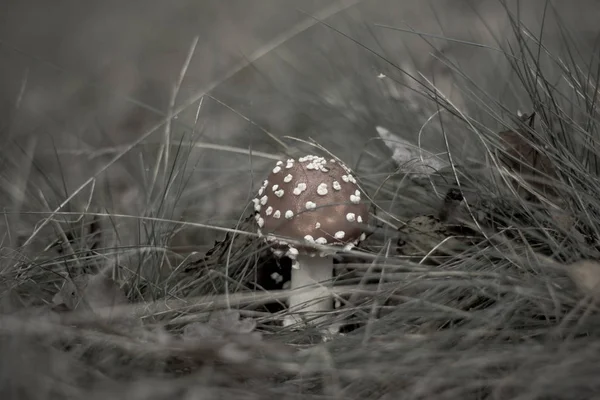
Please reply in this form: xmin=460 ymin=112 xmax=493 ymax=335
xmin=253 ymin=156 xmax=368 ymax=259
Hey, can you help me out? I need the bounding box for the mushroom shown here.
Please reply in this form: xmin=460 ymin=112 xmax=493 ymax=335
xmin=253 ymin=155 xmax=369 ymax=327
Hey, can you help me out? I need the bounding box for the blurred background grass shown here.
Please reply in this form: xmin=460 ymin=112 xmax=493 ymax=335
xmin=2 ymin=0 xmax=599 ymax=253
xmin=2 ymin=1 xmax=600 ymax=398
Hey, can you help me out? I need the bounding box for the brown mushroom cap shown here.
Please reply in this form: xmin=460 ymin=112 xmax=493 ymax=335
xmin=253 ymin=155 xmax=368 ymax=258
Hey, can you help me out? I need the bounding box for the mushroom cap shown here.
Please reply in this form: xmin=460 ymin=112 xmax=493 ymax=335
xmin=253 ymin=155 xmax=368 ymax=258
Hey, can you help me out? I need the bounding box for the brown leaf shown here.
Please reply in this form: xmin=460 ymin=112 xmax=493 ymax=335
xmin=566 ymin=260 xmax=600 ymax=298
xmin=52 ymin=273 xmax=129 ymax=322
xmin=496 ymin=114 xmax=558 ymax=198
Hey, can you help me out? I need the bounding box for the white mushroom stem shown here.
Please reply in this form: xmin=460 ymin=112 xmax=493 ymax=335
xmin=284 ymin=254 xmax=334 ymax=327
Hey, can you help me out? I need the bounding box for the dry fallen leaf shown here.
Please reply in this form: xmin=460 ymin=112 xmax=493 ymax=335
xmin=208 ymin=310 xmax=257 ymax=334
xmin=396 ymin=214 xmax=476 ymax=260
xmin=52 ymin=273 xmax=130 ymax=322
xmin=496 ymin=113 xmax=558 ymax=199
xmin=566 ymin=260 xmax=600 ymax=299
xmin=182 ymin=310 xmax=260 ymax=341
xmin=376 ymin=125 xmax=449 ymax=177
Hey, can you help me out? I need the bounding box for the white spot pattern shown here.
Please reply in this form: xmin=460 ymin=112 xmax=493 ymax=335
xmin=317 ymin=183 xmax=328 ymax=195
xmin=270 ymin=272 xmax=283 ymax=284
xmin=293 ymin=182 xmax=307 ymax=195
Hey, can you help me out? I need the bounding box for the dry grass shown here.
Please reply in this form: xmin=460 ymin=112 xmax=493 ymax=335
xmin=2 ymin=2 xmax=600 ymax=399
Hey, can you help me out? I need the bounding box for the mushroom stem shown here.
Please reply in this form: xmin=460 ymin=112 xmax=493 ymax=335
xmin=284 ymin=254 xmax=334 ymax=327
